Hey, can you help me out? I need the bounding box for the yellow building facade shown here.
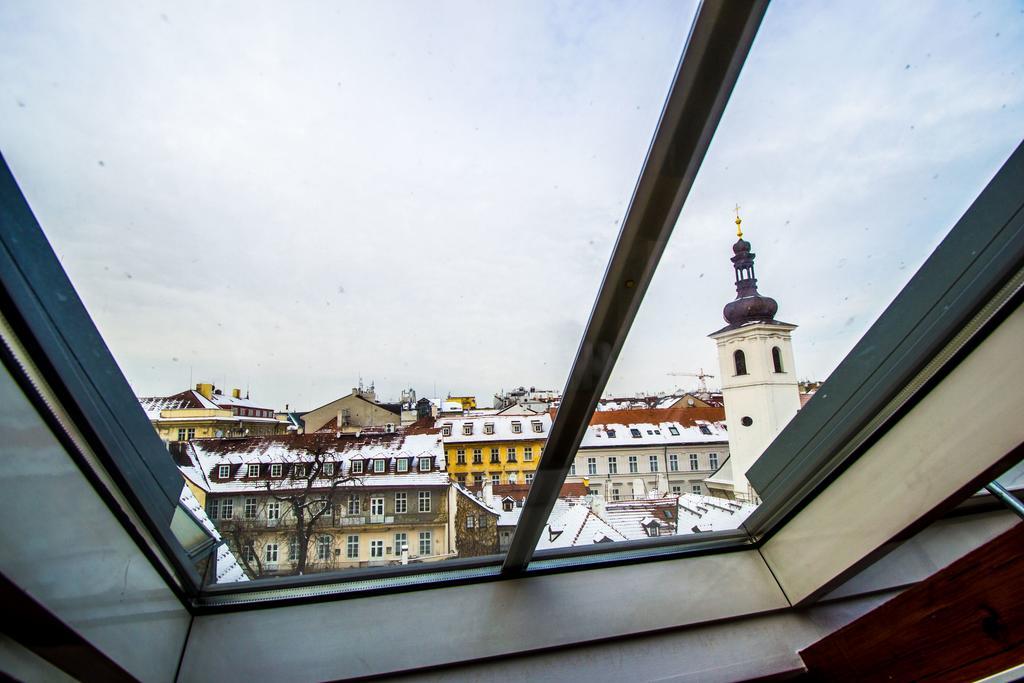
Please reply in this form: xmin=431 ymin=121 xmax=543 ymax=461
xmin=139 ymin=383 xmax=288 ymax=442
xmin=439 ymin=413 xmax=551 ymax=487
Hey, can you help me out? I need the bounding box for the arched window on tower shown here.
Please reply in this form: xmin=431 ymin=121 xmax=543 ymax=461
xmin=734 ymin=349 xmax=747 ymax=376
xmin=772 ymin=346 xmax=784 ymax=373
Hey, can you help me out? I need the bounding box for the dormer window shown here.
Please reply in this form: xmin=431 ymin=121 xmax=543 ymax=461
xmin=351 ymin=460 xmax=364 ymax=474
xmin=270 ymin=463 xmax=282 ymax=477
xmin=323 ymin=462 xmax=334 ymax=477
xmin=531 ymin=420 xmax=543 ymax=433
xmin=374 ymin=458 xmax=386 ymax=473
xmin=462 ymin=423 xmax=473 ymax=436
xmin=511 ymin=421 xmax=522 ymax=434
xmin=247 ymin=464 xmax=260 ymax=477
xmin=607 ymin=429 xmax=616 ymax=438
xmin=419 ymin=457 xmax=432 ymax=472
xmin=441 ymin=423 xmax=452 ymax=437
xmin=218 ymin=464 xmax=230 ymax=479
xmin=483 ymin=423 xmax=495 ymax=435
xmin=630 ymin=428 xmax=641 ymax=438
xmin=294 ymin=464 xmax=307 ymax=478
xmin=396 ymin=458 xmax=409 ymax=473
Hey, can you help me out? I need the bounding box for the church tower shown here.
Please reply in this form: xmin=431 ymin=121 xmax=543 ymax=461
xmin=708 ymin=212 xmax=800 ymax=502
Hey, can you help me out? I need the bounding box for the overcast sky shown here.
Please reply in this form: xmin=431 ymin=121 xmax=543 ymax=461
xmin=1 ymin=1 xmax=1022 ymax=410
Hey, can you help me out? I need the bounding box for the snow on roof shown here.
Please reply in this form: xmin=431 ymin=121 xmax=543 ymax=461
xmin=138 ymin=390 xmax=220 ymax=419
xmin=178 ymin=485 xmax=249 ymax=583
xmin=209 ymin=392 xmax=275 ymax=411
xmin=536 ymin=500 xmax=628 ymax=550
xmin=437 ymin=413 xmax=551 ymax=443
xmin=676 ymin=493 xmax=756 ymax=533
xmin=579 ymin=416 xmax=726 ymax=448
xmin=601 ymin=498 xmax=679 ymax=539
xmin=185 ymin=432 xmax=448 ymax=494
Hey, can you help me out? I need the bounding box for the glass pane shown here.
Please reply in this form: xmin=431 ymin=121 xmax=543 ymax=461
xmin=0 ymin=1 xmax=698 ymax=582
xmin=541 ymin=1 xmax=1024 ymax=551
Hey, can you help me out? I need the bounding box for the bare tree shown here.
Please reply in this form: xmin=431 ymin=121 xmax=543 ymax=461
xmin=219 ymin=434 xmax=358 ymax=577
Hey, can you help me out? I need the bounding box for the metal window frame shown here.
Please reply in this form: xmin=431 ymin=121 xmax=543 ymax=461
xmin=2 ymin=0 xmax=1023 ymax=611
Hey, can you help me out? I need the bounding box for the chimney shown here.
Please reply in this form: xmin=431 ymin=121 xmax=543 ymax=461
xmin=232 ymin=388 xmax=241 ymax=399
xmin=196 ymin=382 xmax=214 ymax=400
xmin=482 ymin=479 xmax=494 ymax=508
xmin=632 ymin=478 xmax=645 ymax=500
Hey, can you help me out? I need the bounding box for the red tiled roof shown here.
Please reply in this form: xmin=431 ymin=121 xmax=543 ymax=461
xmin=550 ymin=406 xmax=725 ymax=427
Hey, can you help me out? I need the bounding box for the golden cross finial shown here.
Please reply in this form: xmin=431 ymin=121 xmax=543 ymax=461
xmin=734 ymin=204 xmax=743 ymax=238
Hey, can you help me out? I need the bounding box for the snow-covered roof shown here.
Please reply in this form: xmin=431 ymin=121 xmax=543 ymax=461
xmin=676 ymin=493 xmax=756 ymax=533
xmin=536 ymin=500 xmax=628 ymax=550
xmin=138 ymin=390 xmax=221 ymax=419
xmin=579 ymin=420 xmax=726 ymax=448
xmin=601 ymin=498 xmax=678 ymax=539
xmin=178 ymin=485 xmax=248 ymax=583
xmin=181 ymin=431 xmax=448 ymax=494
xmin=437 ymin=413 xmax=551 ymax=443
xmin=209 ymin=393 xmax=275 ymax=411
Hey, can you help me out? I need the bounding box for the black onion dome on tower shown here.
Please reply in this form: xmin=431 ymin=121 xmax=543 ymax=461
xmin=722 ymin=214 xmax=779 ymax=327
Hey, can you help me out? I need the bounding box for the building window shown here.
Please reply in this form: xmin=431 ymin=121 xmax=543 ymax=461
xmin=466 ymin=515 xmax=475 ymax=529
xmin=397 ymin=458 xmax=409 ymax=473
xmin=241 ymin=543 xmax=255 ymax=564
xmin=699 ymin=424 xmax=712 ymax=435
xmin=587 ymin=457 xmax=597 ymax=475
xmin=441 ymin=424 xmax=452 ymax=437
xmin=607 ymin=429 xmax=616 ymax=438
xmin=217 ymin=464 xmax=230 ymax=479
xmin=734 ymin=349 xmax=748 ymax=376
xmin=394 ymin=533 xmax=407 ymax=555
xmin=531 ymin=420 xmax=543 ymax=433
xmin=523 ymin=446 xmax=533 ymax=462
xmin=511 ymin=421 xmax=522 ymax=434
xmin=456 ymin=473 xmax=467 ymax=485
xmin=612 ymin=489 xmax=620 ymax=501
xmin=462 ymin=423 xmax=473 ymax=435
xmin=489 ymin=448 xmax=499 ymax=464
xmin=247 ymin=464 xmax=260 ymax=478
xmin=206 ymin=498 xmax=220 ymax=519
xmin=221 ymin=499 xmax=233 ymax=518
xmin=709 ymin=453 xmax=719 ymax=469
xmin=323 ymin=462 xmax=334 ymax=476
xmin=419 ymin=457 xmax=431 ymax=472
xmin=316 ymin=535 xmax=332 ymax=561
xmin=690 ymin=454 xmax=699 ymax=470
xmin=668 ymin=426 xmax=680 ymax=436
xmin=569 ymin=461 xmax=576 ymax=476
xmin=267 ymin=501 xmax=280 ymax=520
xmin=671 ymin=485 xmax=682 ymax=495
xmin=630 ymin=428 xmax=641 ymax=438
xmin=628 ymin=456 xmax=638 ymax=473
xmin=418 ymin=491 xmax=431 ymax=513
xmin=294 ymin=464 xmax=306 ymax=478
xmin=394 ymin=492 xmax=407 ymax=513
xmin=506 ymin=447 xmax=517 ymax=463
xmin=289 ymin=536 xmax=299 ymax=560
xmin=508 ymin=472 xmax=517 ymax=484
xmin=669 ymin=454 xmax=679 ymax=471
xmin=473 ymin=473 xmax=484 ymax=487
xmin=608 ymin=457 xmax=618 ymax=474
xmin=178 ymin=428 xmax=187 ymax=441
xmin=419 ymin=531 xmax=432 ymax=556
xmin=351 ymin=460 xmax=363 ymax=474
xmin=269 ymin=463 xmax=282 ymax=477
xmin=347 ymin=495 xmax=360 ymax=515
xmin=589 ymin=487 xmax=600 ymax=496
xmin=457 ymin=449 xmax=466 ymax=465
xmin=370 ymin=539 xmax=383 ymax=558
xmin=244 ymin=497 xmax=257 ymax=518
xmin=525 ymin=473 xmax=534 ymax=485
xmin=491 ymin=473 xmax=500 ymax=485
xmin=370 ymin=496 xmax=384 ymax=516
xmin=649 ymin=455 xmax=659 ymax=472
xmin=692 ymin=484 xmax=702 ymax=495
xmin=479 ymin=515 xmax=488 ymax=528
xmin=346 ymin=535 xmax=359 ymax=559
xmin=319 ymin=499 xmax=332 ymax=517
xmin=484 ymin=422 xmax=495 ymax=435
xmin=374 ymin=459 xmax=386 ymax=473
xmin=265 ymin=544 xmax=278 ymax=563
xmin=470 ymin=448 xmax=481 ymax=464
xmin=772 ymin=346 xmax=784 ymax=373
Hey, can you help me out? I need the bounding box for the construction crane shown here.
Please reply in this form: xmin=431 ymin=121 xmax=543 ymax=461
xmin=666 ymin=368 xmax=715 ymax=393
